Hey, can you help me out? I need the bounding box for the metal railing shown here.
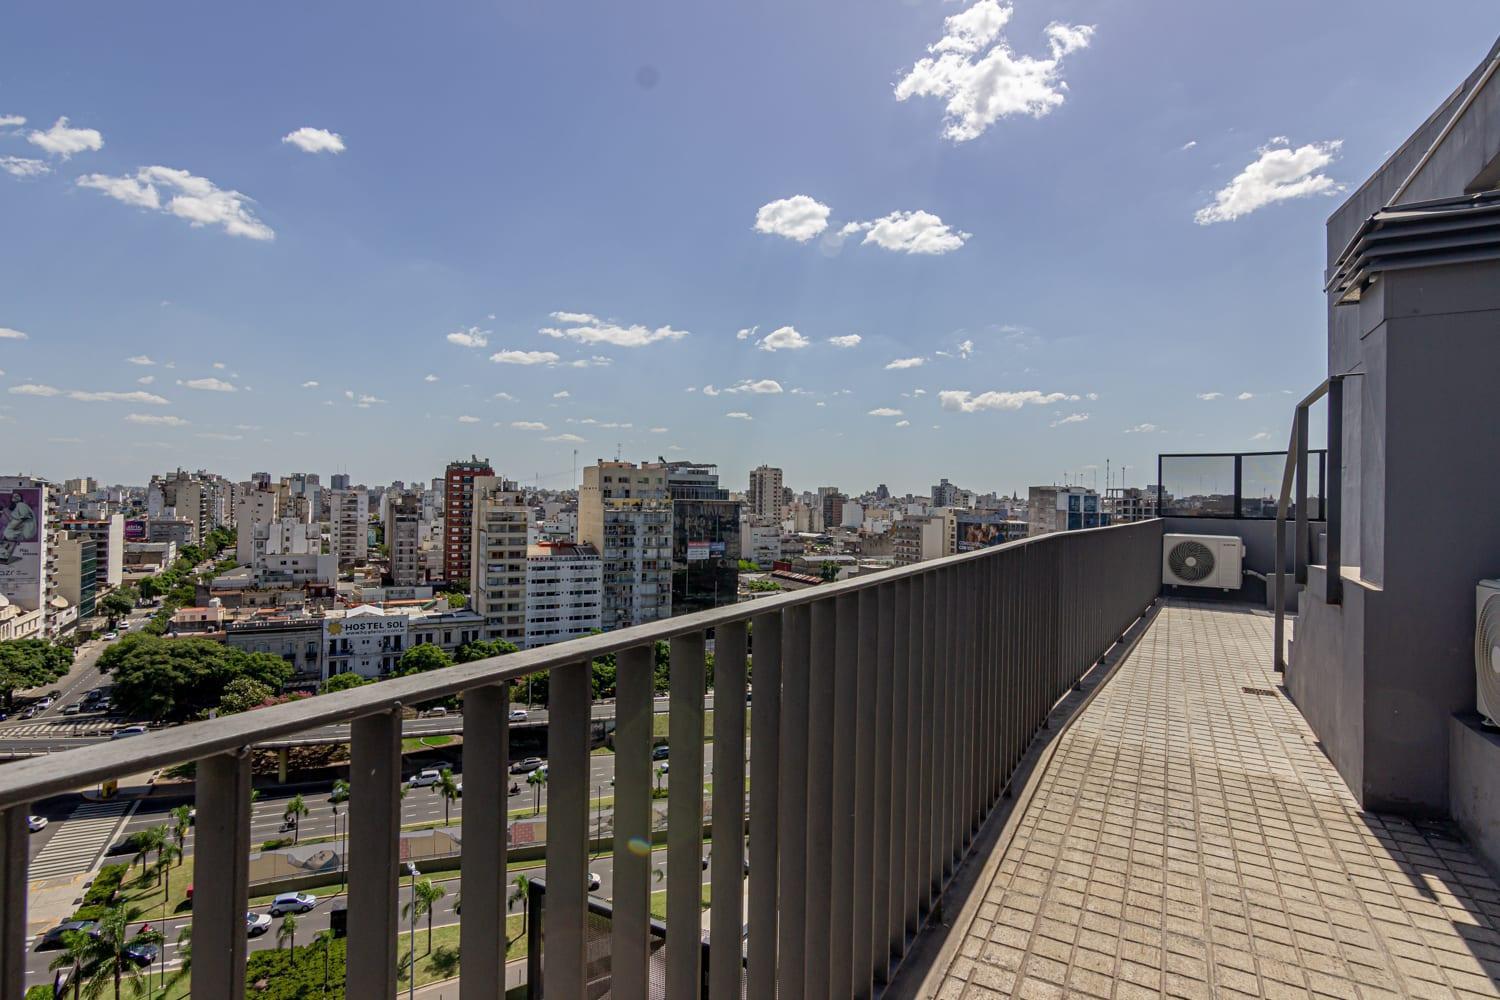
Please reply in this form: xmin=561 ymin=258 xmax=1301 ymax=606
xmin=0 ymin=520 xmax=1163 ymax=1000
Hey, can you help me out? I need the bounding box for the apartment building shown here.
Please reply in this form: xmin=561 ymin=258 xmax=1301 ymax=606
xmin=579 ymin=460 xmax=672 ymax=630
xmin=443 ymin=456 xmax=493 ymax=586
xmin=469 ymin=477 xmax=531 ymax=644
xmin=250 ymin=519 xmax=335 ymax=587
xmin=234 ymin=487 xmax=278 ymax=564
xmin=891 ymin=515 xmax=946 ymax=566
xmin=525 ymin=541 xmax=603 ymax=647
xmin=384 ymin=491 xmax=424 ymax=587
xmin=57 ymin=514 xmax=124 ymax=588
xmin=0 ymin=476 xmax=60 ymax=634
xmin=53 ymin=532 xmax=97 ymax=619
xmin=747 ymin=465 xmax=785 ymax=522
xmin=328 ymin=487 xmax=369 ymax=569
xmin=1027 ymin=485 xmax=1109 ymax=536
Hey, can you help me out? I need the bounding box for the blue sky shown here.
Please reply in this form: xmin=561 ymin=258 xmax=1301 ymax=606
xmin=2 ymin=1 xmax=1495 ymax=496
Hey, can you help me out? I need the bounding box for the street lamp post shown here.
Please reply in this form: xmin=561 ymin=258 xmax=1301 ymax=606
xmin=406 ymin=862 xmax=419 ymax=1000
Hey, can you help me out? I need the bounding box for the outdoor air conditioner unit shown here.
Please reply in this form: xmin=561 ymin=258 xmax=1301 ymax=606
xmin=1476 ymin=580 xmax=1500 ymax=726
xmin=1162 ymin=533 xmax=1244 ymax=590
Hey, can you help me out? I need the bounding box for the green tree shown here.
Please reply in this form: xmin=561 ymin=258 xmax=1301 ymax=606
xmin=48 ymin=903 xmax=161 ymax=1000
xmin=453 ymin=639 xmax=518 ymax=664
xmin=277 ymin=912 xmax=299 ymax=954
xmin=406 ymin=877 xmax=446 ymax=953
xmin=154 ymin=843 xmax=181 ymax=893
xmin=96 ymin=592 xmax=133 ymax=626
xmin=510 ymin=873 xmax=531 ymax=939
xmin=283 ymin=793 xmax=310 ymax=844
xmin=0 ymin=639 xmax=73 ymax=710
xmin=655 ymin=764 xmax=668 ymax=794
xmin=320 ymin=672 xmax=370 ymax=694
xmin=168 ymin=805 xmax=192 ymax=867
xmin=397 ymin=643 xmax=453 ymax=676
xmin=217 ymin=676 xmax=274 ymax=715
xmin=99 ymin=635 xmax=291 ymax=721
xmin=136 ymin=576 xmax=162 ymax=602
xmin=437 ymin=768 xmax=461 ymax=826
xmin=527 ymin=768 xmax=547 ymax=815
xmin=131 ymin=826 xmax=165 ymax=876
xmin=445 ymin=591 xmax=468 ymax=609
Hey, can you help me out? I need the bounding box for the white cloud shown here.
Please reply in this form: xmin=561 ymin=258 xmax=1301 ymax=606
xmin=758 ymin=326 xmax=809 ymax=352
xmin=545 ymin=433 xmax=586 ymax=443
xmin=493 ymin=391 xmax=516 ymax=401
xmin=0 ymin=115 xmax=24 ymax=128
xmin=0 ymin=328 xmax=27 ymax=343
xmin=913 ymin=388 xmax=927 ymax=396
xmin=845 ymin=210 xmax=970 ymax=254
xmin=736 ymin=326 xmax=758 ymax=341
xmin=511 ymin=421 xmax=548 ymax=431
xmin=457 ymin=415 xmax=480 ymax=423
xmin=957 ymin=339 xmax=974 ymax=359
xmin=541 ymin=311 xmax=689 ymax=348
xmin=356 ymin=394 xmax=385 ymax=405
xmin=886 ymin=357 xmax=926 ymax=370
xmin=446 ymin=327 xmax=490 ymax=348
xmin=8 ymin=383 xmax=60 ymax=396
xmin=939 ymin=389 xmax=1079 ymax=412
xmin=1050 ymin=412 xmax=1089 ymax=426
xmin=828 ymin=334 xmax=862 ymax=348
xmin=895 ymin=419 xmax=910 ymax=427
xmin=1180 ymin=140 xmax=1198 ymax=151
xmin=27 ymin=117 xmax=103 ymax=158
xmin=1237 ymin=392 xmax=1255 ymax=400
xmin=126 ymin=413 xmax=189 ymax=426
xmin=1195 ymin=139 xmax=1343 ymax=225
xmin=424 ymin=374 xmax=439 ymax=382
xmin=0 ymin=156 xmax=49 ymax=178
xmin=753 ymin=195 xmax=831 ymax=242
xmin=726 ymin=411 xmax=753 ymax=421
xmin=649 ymin=426 xmax=668 ymax=433
xmin=1124 ymin=423 xmax=1158 ymax=433
xmin=1251 ymin=431 xmax=1272 ymax=441
xmin=726 ymin=378 xmax=784 ymax=395
xmin=562 ymin=356 xmax=613 ymax=368
xmin=553 ymin=390 xmax=570 ymax=399
xmin=196 ymin=432 xmax=243 ymax=441
xmin=68 ymin=389 xmax=169 ymax=404
xmin=896 ymin=3 xmax=1094 ymax=142
xmin=702 ymin=385 xmax=720 ymax=397
xmin=1196 ymin=392 xmax=1223 ymax=400
xmin=136 ymin=375 xmax=155 ymax=385
xmin=126 ymin=355 xmax=155 ymax=366
xmin=281 ymin=127 xmax=345 ymax=154
xmin=301 ymin=380 xmax=320 ymax=388
xmin=180 ymin=377 xmax=236 ymax=392
xmin=868 ymin=407 xmax=903 ymax=417
xmin=490 ymin=350 xmax=560 ymax=366
xmin=77 ymin=165 xmax=274 ymax=240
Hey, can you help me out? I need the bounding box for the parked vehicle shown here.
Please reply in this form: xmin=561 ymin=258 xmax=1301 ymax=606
xmin=588 ymin=871 xmax=601 ymax=892
xmin=421 ymin=707 xmax=448 ymax=717
xmin=267 ymin=892 xmax=318 ymax=916
xmin=652 ymin=744 xmax=670 ymax=761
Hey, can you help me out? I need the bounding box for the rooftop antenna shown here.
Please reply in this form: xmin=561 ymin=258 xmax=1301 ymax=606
xmin=573 ymin=449 xmax=579 ymax=489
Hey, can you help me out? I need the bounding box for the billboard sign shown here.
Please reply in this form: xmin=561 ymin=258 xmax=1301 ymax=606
xmin=124 ymin=518 xmax=148 ymax=541
xmin=0 ymin=487 xmax=43 ymax=610
xmin=686 ymin=541 xmax=711 ymax=562
xmin=955 ymin=512 xmax=1010 ymax=553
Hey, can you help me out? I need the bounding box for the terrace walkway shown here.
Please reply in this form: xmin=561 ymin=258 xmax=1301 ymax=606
xmin=927 ymin=601 xmax=1500 ymax=999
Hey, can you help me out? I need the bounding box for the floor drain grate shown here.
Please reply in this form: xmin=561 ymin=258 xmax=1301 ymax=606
xmin=1242 ymin=686 xmax=1279 ymax=697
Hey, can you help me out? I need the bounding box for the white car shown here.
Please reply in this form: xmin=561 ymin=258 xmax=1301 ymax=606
xmin=245 ymin=912 xmax=272 ymax=936
xmin=508 ymin=708 xmax=529 ymax=722
xmin=409 ymin=769 xmax=442 ymax=788
xmin=101 ymin=632 xmax=118 ymax=641
xmin=268 ymin=892 xmax=317 ymax=916
xmin=588 ymin=871 xmax=602 ymax=892
xmin=26 ymin=815 xmax=47 ymax=832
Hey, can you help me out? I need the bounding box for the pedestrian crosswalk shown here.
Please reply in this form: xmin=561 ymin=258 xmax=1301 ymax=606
xmin=0 ymin=717 xmax=122 ymax=739
xmin=29 ymin=800 xmax=132 ymax=881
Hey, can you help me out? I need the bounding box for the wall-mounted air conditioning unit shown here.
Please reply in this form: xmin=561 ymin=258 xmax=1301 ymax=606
xmin=1476 ymin=580 xmax=1500 ymax=726
xmin=1162 ymin=533 xmax=1244 ymax=590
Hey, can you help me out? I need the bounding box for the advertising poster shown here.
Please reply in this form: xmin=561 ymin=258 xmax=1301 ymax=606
xmin=0 ymin=487 xmax=42 ymax=609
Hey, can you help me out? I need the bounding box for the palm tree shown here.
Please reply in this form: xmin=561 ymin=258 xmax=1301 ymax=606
xmin=278 ymin=912 xmax=299 ymax=954
xmin=312 ymin=929 xmax=335 ymax=996
xmin=510 ymin=874 xmax=531 ymax=939
xmin=131 ymin=827 xmax=165 ymax=877
xmin=654 ymin=764 xmax=668 ymax=793
xmin=154 ymin=844 xmax=182 ymax=895
xmin=527 ymin=769 xmax=547 ymax=815
xmin=405 ymin=878 xmax=446 ymax=953
xmin=283 ymin=793 xmax=310 ymax=843
xmin=48 ymin=903 xmax=161 ymax=1000
xmin=168 ymin=804 xmax=191 ymax=866
xmin=437 ymin=769 xmax=460 ymax=826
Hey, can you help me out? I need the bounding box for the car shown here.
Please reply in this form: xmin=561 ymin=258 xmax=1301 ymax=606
xmin=652 ymin=745 xmax=670 ymax=761
xmin=268 ymin=892 xmax=318 ymax=916
xmin=508 ymin=708 xmax=529 ymax=722
xmin=36 ymin=921 xmax=98 ymax=950
xmin=26 ymin=815 xmax=47 ymax=832
xmin=422 ymin=706 xmax=448 ymax=717
xmin=245 ymin=912 xmax=272 ymax=936
xmin=111 ymin=725 xmax=148 ymax=739
xmin=35 ymin=697 xmax=54 ymax=709
xmin=105 ymin=836 xmax=141 ymax=856
xmin=93 ymin=700 xmax=112 ymax=713
xmin=510 ymin=757 xmax=544 ymax=774
xmin=101 ymin=632 xmax=118 ymax=641
xmin=62 ymin=703 xmax=82 ymax=715
xmin=124 ymin=942 xmax=158 ymax=967
xmin=408 ymin=769 xmax=442 ymax=788
xmin=659 ymin=762 xmax=670 ymax=774
xmin=118 ymin=621 xmax=131 ymax=631
xmin=588 ymin=871 xmax=602 ymax=892
xmin=18 ymin=707 xmax=36 ymax=720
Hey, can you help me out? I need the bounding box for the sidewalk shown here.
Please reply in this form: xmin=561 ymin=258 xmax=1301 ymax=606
xmin=413 ymin=957 xmax=528 ymax=998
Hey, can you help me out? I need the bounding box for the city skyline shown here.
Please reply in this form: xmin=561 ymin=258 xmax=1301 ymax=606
xmin=3 ymin=2 xmax=1488 ymax=489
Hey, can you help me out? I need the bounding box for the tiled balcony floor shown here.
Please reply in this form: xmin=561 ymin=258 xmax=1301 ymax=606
xmin=933 ymin=601 xmax=1500 ymax=999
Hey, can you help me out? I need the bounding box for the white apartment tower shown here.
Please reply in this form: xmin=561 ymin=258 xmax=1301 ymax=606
xmin=235 ymin=487 xmax=279 ymax=564
xmin=385 ymin=492 xmax=424 ymax=588
xmin=578 ymin=460 xmax=672 ymax=630
xmin=525 ymin=542 xmax=603 ymax=647
xmin=748 ymin=465 xmax=785 ymax=522
xmin=470 ymin=478 xmax=532 ymax=644
xmin=329 ymin=488 xmax=369 ymax=569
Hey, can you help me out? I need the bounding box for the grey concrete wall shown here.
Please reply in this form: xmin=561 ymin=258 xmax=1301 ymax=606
xmin=1289 ymin=570 xmax=1366 ymax=800
xmin=1450 ymin=715 xmax=1500 ymax=875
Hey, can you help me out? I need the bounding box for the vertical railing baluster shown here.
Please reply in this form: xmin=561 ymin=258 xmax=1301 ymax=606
xmin=748 ymin=612 xmax=782 ymax=999
xmin=830 ymin=593 xmax=858 ymax=999
xmin=804 ymin=599 xmax=836 ymax=996
xmin=854 ymin=586 xmax=879 ymax=998
xmin=666 ymin=634 xmax=706 ymax=1000
xmin=612 ymin=645 xmax=654 ymax=999
xmin=1 ymin=806 xmax=26 ymax=1000
xmin=777 ymin=604 xmax=811 ymax=1000
xmin=461 ymin=684 xmax=510 ymax=1000
xmin=710 ymin=622 xmax=748 ymax=1000
xmin=890 ymin=577 xmax=913 ymax=958
xmin=939 ymin=566 xmax=956 ymax=880
xmin=920 ymin=569 xmax=937 ymax=913
xmin=193 ymin=750 xmax=252 ymax=1000
xmin=349 ymin=713 xmax=401 ymax=998
xmin=546 ymin=661 xmax=591 ymax=999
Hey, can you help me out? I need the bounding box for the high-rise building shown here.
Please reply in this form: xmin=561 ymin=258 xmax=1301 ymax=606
xmin=53 ymin=532 xmax=97 ymax=619
xmin=891 ymin=515 xmax=946 ymax=566
xmin=57 ymin=514 xmax=124 ymax=589
xmin=235 ymin=487 xmax=279 ymax=564
xmin=819 ymin=489 xmax=847 ymax=533
xmin=444 ymin=456 xmax=494 ymax=586
xmin=250 ymin=519 xmax=335 ymax=587
xmin=932 ymin=478 xmax=961 ymax=508
xmin=0 ymin=476 xmax=57 ymax=630
xmin=747 ymin=465 xmax=785 ymax=522
xmin=469 ymin=477 xmax=531 ymax=644
xmin=329 ymin=488 xmax=369 ymax=569
xmin=663 ymin=461 xmax=740 ymax=614
xmin=525 ymin=542 xmax=603 ymax=647
xmin=385 ymin=492 xmax=424 ymax=587
xmin=63 ymin=478 xmax=95 ymax=496
xmin=330 ymin=473 xmax=352 ymax=490
xmin=578 ymin=460 xmax=671 ymax=630
xmin=1027 ymin=486 xmax=1109 ymax=536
